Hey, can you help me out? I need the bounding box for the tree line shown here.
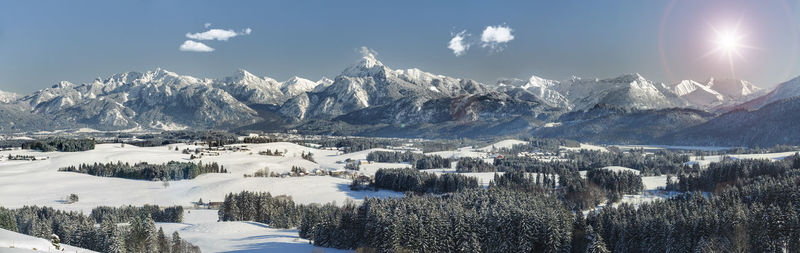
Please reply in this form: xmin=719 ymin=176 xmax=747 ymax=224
xmin=667 ymin=154 xmax=799 ymax=192
xmin=22 ymin=137 xmax=95 ymax=152
xmin=219 ymin=189 xmax=575 ymax=252
xmin=90 ymin=205 xmax=184 ymax=223
xmin=366 ymin=168 xmax=480 ymax=193
xmin=586 ymin=168 xmax=643 ymax=202
xmin=366 ymin=151 xmax=452 ymax=170
xmin=59 ymin=161 xmax=227 ymax=181
xmin=0 ymin=205 xmax=200 ymax=253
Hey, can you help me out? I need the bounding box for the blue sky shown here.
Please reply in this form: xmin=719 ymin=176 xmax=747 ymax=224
xmin=1 ymin=0 xmax=799 ymax=93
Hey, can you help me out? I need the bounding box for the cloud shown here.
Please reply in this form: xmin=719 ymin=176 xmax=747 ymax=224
xmin=204 ymin=23 xmax=211 ymax=28
xmin=357 ymin=46 xmax=378 ymax=57
xmin=179 ymin=40 xmax=215 ymax=52
xmin=480 ymin=25 xmax=514 ymax=52
xmin=448 ymin=30 xmax=470 ymax=56
xmin=186 ymin=28 xmax=252 ymax=41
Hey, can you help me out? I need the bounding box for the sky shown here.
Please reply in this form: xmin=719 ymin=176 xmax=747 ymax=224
xmin=0 ymin=0 xmax=799 ymax=94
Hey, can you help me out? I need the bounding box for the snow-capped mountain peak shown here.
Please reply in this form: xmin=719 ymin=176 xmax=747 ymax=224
xmin=281 ymin=76 xmax=319 ymax=97
xmin=0 ymin=90 xmax=18 ymax=103
xmin=341 ymin=53 xmax=393 ymax=77
xmin=706 ymin=78 xmax=763 ymax=98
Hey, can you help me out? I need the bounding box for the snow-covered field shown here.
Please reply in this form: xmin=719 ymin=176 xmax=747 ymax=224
xmin=0 ymin=228 xmax=94 ymax=252
xmin=0 ymin=142 xmax=407 ymax=252
xmin=688 ymin=151 xmax=799 ymax=168
xmin=157 ymin=209 xmax=346 ymax=253
xmin=1 ymin=138 xmax=781 ymax=252
xmin=0 ymin=143 xmax=402 ymax=214
xmin=561 ymin=143 xmax=608 ymax=152
xmin=613 ymin=144 xmax=733 ymax=152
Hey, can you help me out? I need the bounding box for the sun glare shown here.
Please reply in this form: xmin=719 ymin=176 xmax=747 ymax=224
xmin=704 ymin=19 xmax=755 ymax=76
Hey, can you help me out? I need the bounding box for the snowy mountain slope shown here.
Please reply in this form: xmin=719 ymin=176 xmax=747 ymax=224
xmin=737 ymin=75 xmax=800 ymax=109
xmin=13 ymin=69 xmax=260 ymax=131
xmin=670 ymin=80 xmax=725 ymax=109
xmin=496 ymin=76 xmax=571 ymax=109
xmin=0 ymin=90 xmax=18 ymax=103
xmin=552 ymin=73 xmax=690 ymax=111
xmin=707 ymin=78 xmax=763 ymax=99
xmin=214 ymin=69 xmax=285 ymax=105
xmin=279 ymin=52 xmax=489 ymax=120
xmin=280 ymin=76 xmax=319 ymax=98
xmin=666 ymin=96 xmax=800 ymax=146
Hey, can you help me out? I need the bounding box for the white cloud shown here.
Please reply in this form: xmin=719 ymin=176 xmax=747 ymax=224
xmin=186 ymin=28 xmax=252 ymax=41
xmin=357 ymin=46 xmax=378 ymax=57
xmin=448 ymin=30 xmax=470 ymax=56
xmin=179 ymin=40 xmax=215 ymax=52
xmin=480 ymin=25 xmax=514 ymax=52
xmin=204 ymin=23 xmax=211 ymax=28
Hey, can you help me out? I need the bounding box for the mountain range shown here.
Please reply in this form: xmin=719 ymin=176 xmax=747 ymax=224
xmin=0 ymin=53 xmax=797 ymax=146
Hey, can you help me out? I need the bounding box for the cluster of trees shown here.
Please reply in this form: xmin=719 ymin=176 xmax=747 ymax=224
xmin=478 ymin=149 xmax=689 ymax=176
xmin=504 ymin=137 xmax=579 ymax=153
xmin=368 ymin=168 xmax=480 ymax=193
xmin=59 ymin=161 xmax=227 ymax=181
xmin=258 ymin=149 xmax=284 ymax=156
xmin=242 ymin=136 xmax=286 ymax=144
xmin=562 ymin=149 xmax=690 ymax=176
xmin=0 ymin=205 xmax=199 ymax=253
xmin=22 ymin=137 xmax=95 ymax=152
xmin=366 ymin=151 xmax=452 ymax=170
xmin=90 ymin=205 xmax=184 ymax=223
xmin=488 ymin=169 xmax=606 ymax=211
xmin=314 ymin=138 xmax=398 ymax=153
xmin=218 ymin=192 xmax=306 ymax=229
xmin=587 ymin=175 xmax=800 ymax=252
xmin=586 ymin=168 xmax=643 ymax=202
xmin=455 ymin=157 xmax=495 ymax=172
xmin=301 ymin=151 xmax=315 ymax=162
xmin=220 ymin=189 xmax=575 ymax=252
xmin=667 ymin=154 xmax=799 ymax=192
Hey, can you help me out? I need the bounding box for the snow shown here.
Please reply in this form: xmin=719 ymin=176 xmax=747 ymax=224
xmin=0 ymin=228 xmax=95 ymax=252
xmin=613 ymin=144 xmax=733 ymax=152
xmin=687 ymin=151 xmax=799 ymax=168
xmin=600 ymin=166 xmax=640 ymax=174
xmin=561 ymin=143 xmax=608 ymax=152
xmin=476 ymin=139 xmax=528 ymax=151
xmin=0 ymin=143 xmax=402 ymax=214
xmin=642 ymin=175 xmax=669 ymax=190
xmin=156 ymin=210 xmax=346 ymax=253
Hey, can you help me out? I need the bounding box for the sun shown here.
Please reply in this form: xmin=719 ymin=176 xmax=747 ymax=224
xmin=712 ymin=27 xmax=745 ymax=58
xmin=703 ymin=19 xmax=755 ymax=76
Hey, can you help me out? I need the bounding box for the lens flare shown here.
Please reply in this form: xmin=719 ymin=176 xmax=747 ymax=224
xmin=702 ymin=18 xmax=756 ymax=76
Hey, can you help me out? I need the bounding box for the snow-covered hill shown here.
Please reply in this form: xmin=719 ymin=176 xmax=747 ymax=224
xmin=0 ymin=228 xmax=95 ymax=252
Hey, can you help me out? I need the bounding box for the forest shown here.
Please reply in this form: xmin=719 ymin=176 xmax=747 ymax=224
xmin=59 ymin=161 xmax=227 ymax=181
xmin=366 ymin=151 xmax=452 ymax=170
xmin=21 ymin=137 xmax=96 ymax=152
xmin=367 ymin=168 xmax=480 ymax=193
xmin=215 ymin=153 xmax=800 ymax=252
xmin=0 ymin=205 xmax=199 ymax=253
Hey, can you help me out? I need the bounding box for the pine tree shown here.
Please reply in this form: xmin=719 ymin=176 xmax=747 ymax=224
xmin=157 ymin=227 xmax=170 ymax=253
xmin=586 ymin=225 xmax=609 ymax=253
xmin=172 ymin=231 xmax=184 ymax=253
